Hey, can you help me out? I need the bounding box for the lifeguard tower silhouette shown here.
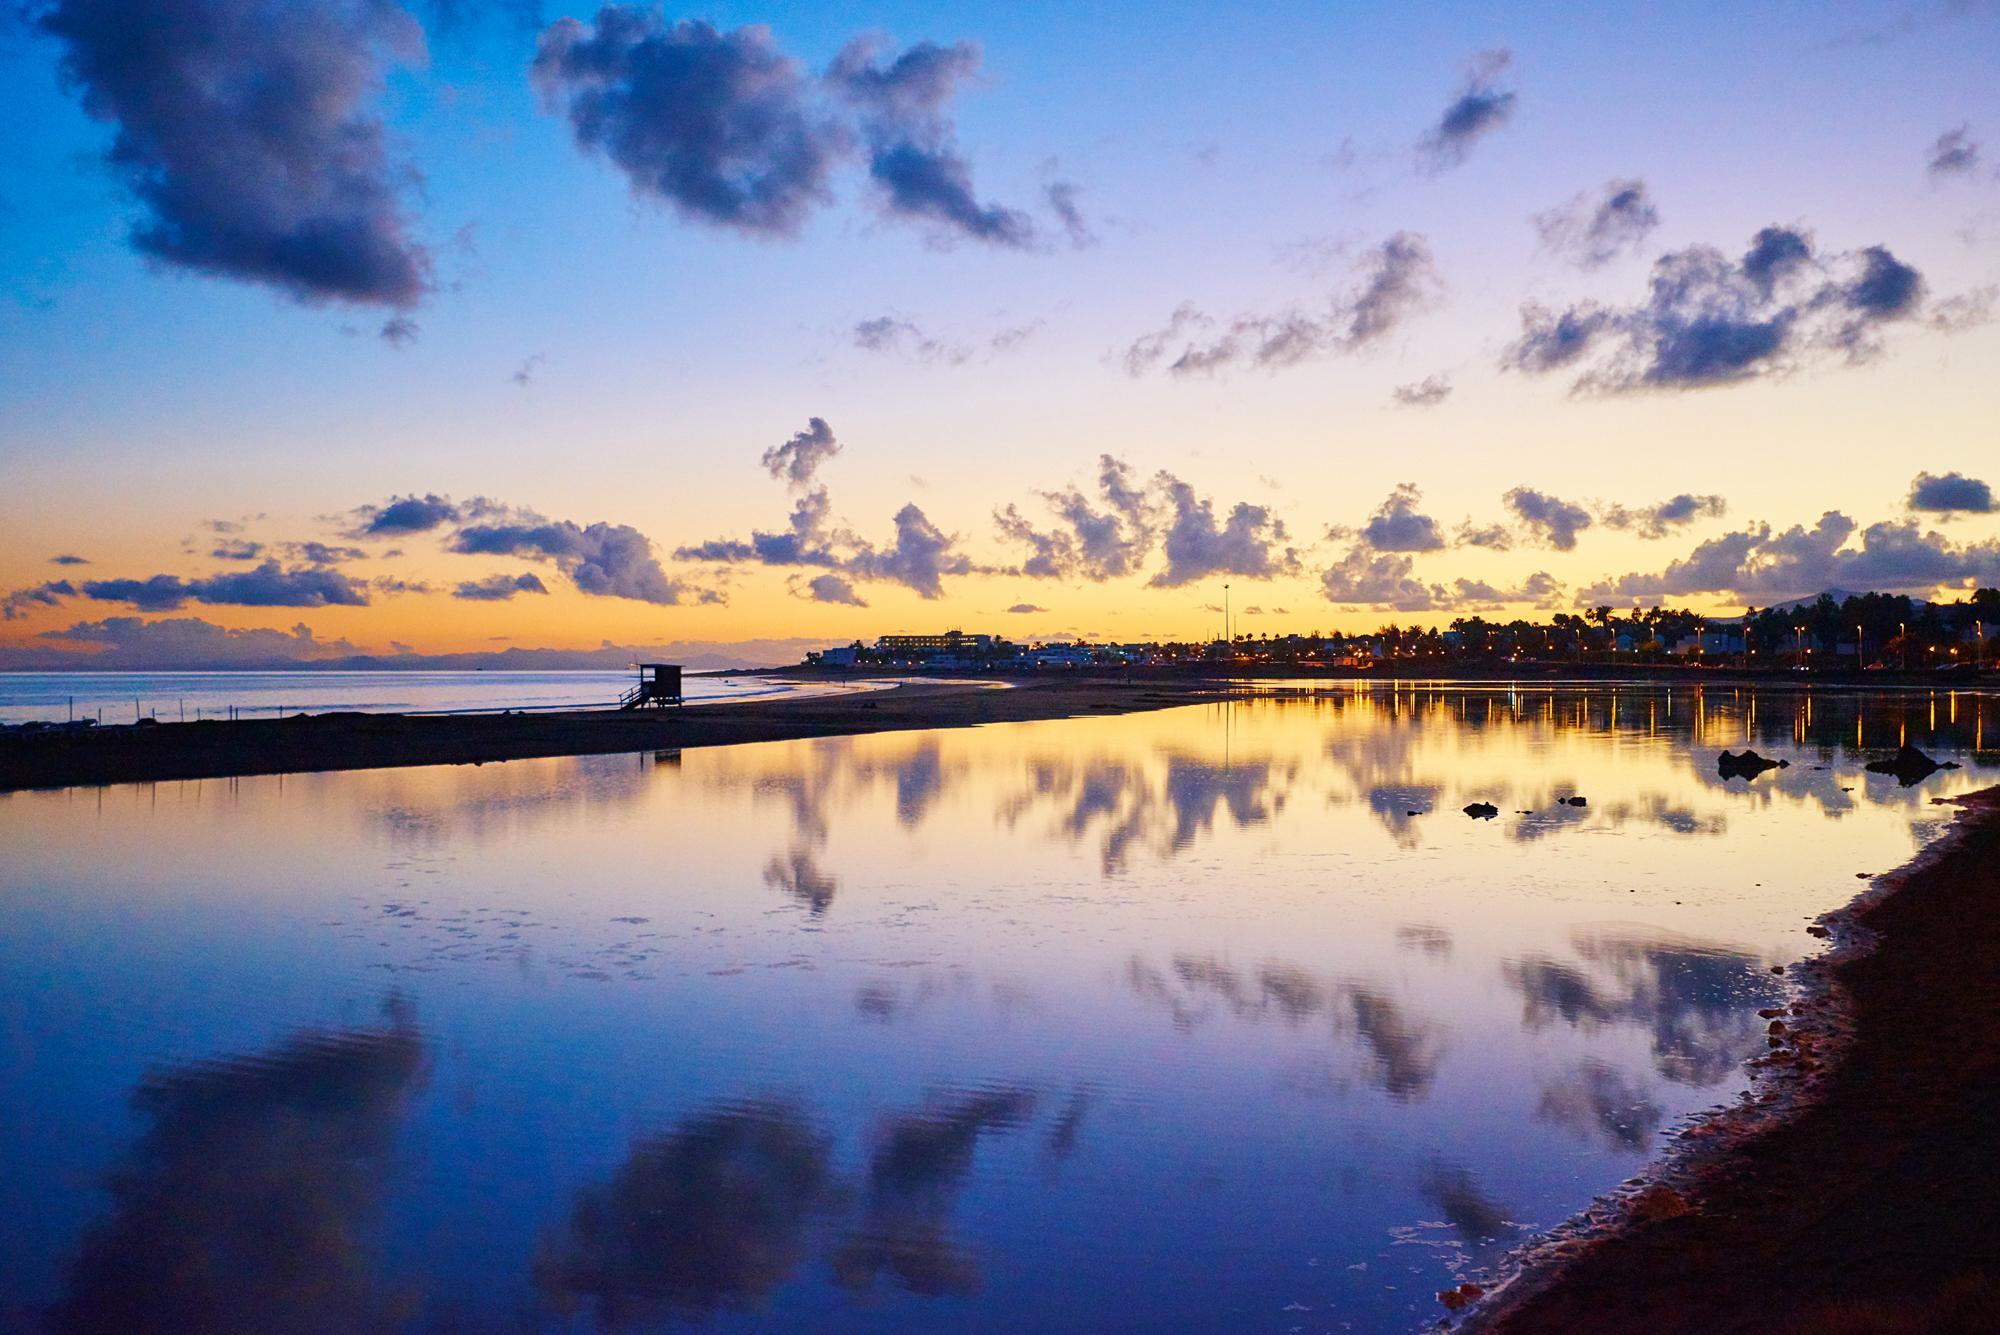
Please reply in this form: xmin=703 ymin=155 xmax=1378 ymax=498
xmin=619 ymin=663 xmax=684 ymax=710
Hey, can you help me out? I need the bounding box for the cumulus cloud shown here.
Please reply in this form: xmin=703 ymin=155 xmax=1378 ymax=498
xmin=35 ymin=616 xmax=360 ymax=665
xmin=348 ymin=493 xmax=466 ymax=537
xmin=1148 ymin=475 xmax=1297 ymax=587
xmin=1502 ymin=225 xmax=1944 ymax=392
xmin=452 ymin=517 xmax=716 ymax=605
xmin=1535 ymin=179 xmax=1659 ymax=269
xmin=826 ymin=36 xmax=1033 ymax=247
xmin=1391 ymin=374 xmax=1452 ymax=407
xmin=210 ymin=538 xmax=264 ymax=561
xmin=1580 ymin=511 xmax=2000 ymax=602
xmin=995 ymin=454 xmax=1154 ymax=581
xmin=1506 ymin=487 xmax=1593 ymax=550
xmin=3 ymin=580 xmax=78 ymax=620
xmin=1455 ymin=521 xmax=1512 ymax=550
xmin=284 ymin=541 xmax=368 ymax=566
xmin=1319 ymin=545 xmax=1562 ymax=611
xmin=844 ymin=504 xmax=973 ymax=598
xmin=1359 ymin=483 xmax=1447 ymax=552
xmin=761 ymin=417 xmax=841 ymax=488
xmin=39 ymin=0 xmax=429 ymax=306
xmin=531 ymin=9 xmax=845 ymax=237
xmin=1927 ymin=125 xmax=1981 ymax=178
xmin=49 ymin=554 xmax=91 ymax=565
xmin=800 ymin=572 xmax=865 ymax=605
xmin=1125 ymin=232 xmax=1440 ymax=377
xmin=1006 ymin=602 xmax=1045 ymax=613
xmin=1418 ymin=49 xmax=1516 ymax=172
xmin=452 ymin=572 xmax=550 ymax=600
xmin=1599 ymin=493 xmax=1727 ymax=538
xmin=1908 ymin=470 xmax=1995 ymax=514
xmin=82 ymin=561 xmax=372 ymax=611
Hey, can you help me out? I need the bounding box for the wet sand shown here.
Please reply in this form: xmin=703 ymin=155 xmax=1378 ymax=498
xmin=0 ymin=678 xmax=1220 ymax=792
xmin=1472 ymin=787 xmax=2000 ymax=1334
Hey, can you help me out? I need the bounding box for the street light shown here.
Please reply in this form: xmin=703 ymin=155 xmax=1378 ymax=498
xmin=1900 ymin=621 xmax=1907 ymax=672
xmin=1856 ymin=624 xmax=1864 ymax=669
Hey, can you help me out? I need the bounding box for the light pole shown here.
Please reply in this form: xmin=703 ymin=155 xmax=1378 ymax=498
xmin=1856 ymin=624 xmax=1864 ymax=669
xmin=1795 ymin=625 xmax=1806 ymax=668
xmin=1224 ymin=582 xmax=1231 ymax=650
xmin=1900 ymin=621 xmax=1907 ymax=672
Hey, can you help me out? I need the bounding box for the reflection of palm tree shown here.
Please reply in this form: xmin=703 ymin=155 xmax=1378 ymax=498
xmin=536 ymin=1100 xmax=837 ymax=1325
xmin=48 ymin=1007 xmax=426 ymax=1334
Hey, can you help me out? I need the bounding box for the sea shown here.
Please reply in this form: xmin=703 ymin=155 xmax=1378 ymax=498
xmin=1 ymin=681 xmax=1993 ymax=1331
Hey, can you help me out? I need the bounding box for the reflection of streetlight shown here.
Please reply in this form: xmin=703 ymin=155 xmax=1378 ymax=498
xmin=1795 ymin=625 xmax=1806 ymax=666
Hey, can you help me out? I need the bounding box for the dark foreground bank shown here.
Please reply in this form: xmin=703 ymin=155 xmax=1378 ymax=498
xmin=0 ymin=679 xmax=1220 ymax=792
xmin=1471 ymin=787 xmax=2000 ymax=1334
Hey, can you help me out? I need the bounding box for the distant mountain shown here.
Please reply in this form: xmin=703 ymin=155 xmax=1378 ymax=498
xmin=1760 ymin=589 xmax=1920 ymax=614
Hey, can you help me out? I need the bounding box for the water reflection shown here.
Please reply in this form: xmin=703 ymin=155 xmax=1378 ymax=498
xmin=49 ymin=1006 xmax=426 ymax=1335
xmin=1536 ymin=1059 xmax=1665 ymax=1151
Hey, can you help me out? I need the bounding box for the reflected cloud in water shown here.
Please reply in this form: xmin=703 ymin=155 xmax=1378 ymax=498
xmin=48 ymin=1005 xmax=426 ymax=1335
xmin=1536 ymin=1059 xmax=1664 ymax=1151
xmin=766 ymin=847 xmax=839 ymax=915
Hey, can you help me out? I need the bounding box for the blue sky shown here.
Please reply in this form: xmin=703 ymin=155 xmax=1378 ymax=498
xmin=2 ymin=1 xmax=1998 ymax=660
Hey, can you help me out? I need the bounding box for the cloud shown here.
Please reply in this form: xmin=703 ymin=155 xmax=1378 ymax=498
xmin=348 ymin=492 xmax=464 ymax=537
xmin=49 ymin=554 xmax=91 ymax=565
xmin=378 ymin=314 xmax=419 ymax=346
xmin=1927 ymin=124 xmax=1981 ymax=178
xmin=38 ymin=0 xmax=429 ymax=307
xmin=1006 ymin=602 xmax=1044 ymax=613
xmin=1148 ymin=474 xmax=1297 ymax=587
xmin=845 ymin=503 xmax=973 ymax=598
xmin=762 ymin=417 xmax=841 ymax=488
xmin=1600 ymin=493 xmax=1727 ymax=538
xmin=1535 ymin=179 xmax=1659 ymax=269
xmin=452 ymin=572 xmax=550 ymax=600
xmin=800 ymin=572 xmax=866 ymax=605
xmin=994 ymin=455 xmax=1154 ymax=581
xmin=452 ymin=519 xmax=717 ymax=604
xmin=512 ymin=352 xmax=546 ymax=386
xmin=285 ymin=541 xmax=369 ymax=566
xmin=532 ymin=9 xmax=846 ymax=238
xmin=34 ymin=616 xmax=362 ymax=665
xmin=3 ymin=580 xmax=78 ymax=620
xmin=1505 ymin=487 xmax=1593 ymax=550
xmin=852 ymin=316 xmax=970 ymax=364
xmin=1580 ymin=510 xmax=2000 ymax=601
xmin=1391 ymin=373 xmax=1452 ymax=407
xmin=1418 ymin=48 xmax=1516 ymax=172
xmin=826 ymin=36 xmax=1033 ymax=247
xmin=1502 ymin=225 xmax=1945 ymax=392
xmin=1360 ymin=483 xmax=1446 ymax=552
xmin=677 ymin=486 xmax=849 ymax=568
xmin=1125 ymin=232 xmax=1440 ymax=376
xmin=210 ymin=538 xmax=264 ymax=561
xmin=1908 ymin=470 xmax=1995 ymax=514
xmin=1045 ymin=178 xmax=1095 ymax=247
xmin=1455 ymin=521 xmax=1512 ymax=550
xmin=1319 ymin=547 xmax=1436 ymax=610
xmin=82 ymin=561 xmax=371 ymax=611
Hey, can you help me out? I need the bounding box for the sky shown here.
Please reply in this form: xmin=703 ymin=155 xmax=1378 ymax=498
xmin=2 ymin=0 xmax=1999 ymax=665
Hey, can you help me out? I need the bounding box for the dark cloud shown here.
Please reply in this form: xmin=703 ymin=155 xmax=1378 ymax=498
xmin=532 ymin=9 xmax=845 ymax=237
xmin=1319 ymin=547 xmax=1434 ymax=610
xmin=1455 ymin=521 xmax=1512 ymax=550
xmin=1580 ymin=510 xmax=2000 ymax=601
xmin=1927 ymin=124 xmax=1981 ymax=178
xmin=826 ymin=37 xmax=1033 ymax=248
xmin=1504 ymin=225 xmax=1943 ymax=392
xmin=852 ymin=316 xmax=971 ymax=364
xmin=801 ymin=572 xmax=866 ymax=605
xmin=847 ymin=504 xmax=973 ymax=598
xmin=1125 ymin=232 xmax=1440 ymax=376
xmin=39 ymin=0 xmax=429 ymax=307
xmin=762 ymin=416 xmax=841 ymax=487
xmin=1600 ymin=493 xmax=1727 ymax=538
xmin=452 ymin=571 xmax=550 ymax=600
xmin=1045 ymin=178 xmax=1094 ymax=247
xmin=377 ymin=314 xmax=419 ymax=346
xmin=34 ymin=616 xmax=361 ymax=665
xmin=1418 ymin=48 xmax=1516 ymax=172
xmin=3 ymin=579 xmax=78 ymax=620
xmin=1908 ymin=470 xmax=1995 ymax=514
xmin=348 ymin=492 xmax=464 ymax=537
xmin=677 ymin=486 xmax=850 ymax=568
xmin=681 ymin=485 xmax=970 ymax=600
xmin=284 ymin=540 xmax=369 ymax=566
xmin=82 ymin=561 xmax=371 ymax=611
xmin=1148 ymin=474 xmax=1297 ymax=587
xmin=1506 ymin=487 xmax=1593 ymax=550
xmin=1360 ymin=483 xmax=1446 ymax=552
xmin=1006 ymin=602 xmax=1044 ymax=613
xmin=994 ymin=455 xmax=1154 ymax=582
xmin=208 ymin=538 xmax=263 ymax=561
xmin=1391 ymin=373 xmax=1452 ymax=407
xmin=451 ymin=518 xmax=716 ymax=605
xmin=49 ymin=554 xmax=91 ymax=565
xmin=1535 ymin=179 xmax=1659 ymax=269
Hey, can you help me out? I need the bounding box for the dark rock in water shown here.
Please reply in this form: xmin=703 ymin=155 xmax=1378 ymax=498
xmin=1564 ymin=795 xmax=1588 ymax=807
xmin=1718 ymin=750 xmax=1784 ymax=780
xmin=1865 ymin=745 xmax=1946 ymax=785
xmin=1463 ymin=802 xmax=1499 ymax=820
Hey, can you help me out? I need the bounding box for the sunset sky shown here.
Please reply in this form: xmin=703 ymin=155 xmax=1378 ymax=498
xmin=3 ymin=0 xmax=1998 ymax=664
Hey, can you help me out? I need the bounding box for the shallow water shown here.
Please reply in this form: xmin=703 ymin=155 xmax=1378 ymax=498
xmin=0 ymin=668 xmax=863 ymax=725
xmin=1 ymin=683 xmax=1993 ymax=1332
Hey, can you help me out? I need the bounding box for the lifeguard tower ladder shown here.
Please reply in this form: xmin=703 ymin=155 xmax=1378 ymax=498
xmin=619 ymin=663 xmax=684 ymax=709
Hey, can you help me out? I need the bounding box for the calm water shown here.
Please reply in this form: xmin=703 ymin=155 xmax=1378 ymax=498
xmin=2 ymin=684 xmax=1994 ymax=1332
xmin=0 ymin=670 xmax=869 ymax=725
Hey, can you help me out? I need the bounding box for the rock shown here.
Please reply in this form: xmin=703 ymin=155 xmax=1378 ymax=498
xmin=1864 ymin=745 xmax=1945 ymax=785
xmin=1564 ymin=795 xmax=1588 ymax=807
xmin=1806 ymin=924 xmax=1831 ymax=938
xmin=1718 ymin=749 xmax=1784 ymax=779
xmin=1437 ymin=1282 xmax=1486 ymax=1311
xmin=1463 ymin=802 xmax=1499 ymax=820
xmin=1628 ymin=1183 xmax=1694 ymax=1223
xmin=1406 ymin=810 xmax=1421 ymax=816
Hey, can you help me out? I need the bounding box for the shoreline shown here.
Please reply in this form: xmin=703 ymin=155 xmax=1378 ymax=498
xmin=1466 ymin=785 xmax=2000 ymax=1333
xmin=0 ymin=678 xmax=1224 ymax=793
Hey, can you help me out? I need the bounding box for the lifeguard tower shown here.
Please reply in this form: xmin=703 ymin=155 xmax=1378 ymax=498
xmin=619 ymin=663 xmax=684 ymax=709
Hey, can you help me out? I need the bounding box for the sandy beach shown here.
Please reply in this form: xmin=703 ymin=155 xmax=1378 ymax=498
xmin=0 ymin=678 xmax=1222 ymax=792
xmin=1471 ymin=786 xmax=2000 ymax=1334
